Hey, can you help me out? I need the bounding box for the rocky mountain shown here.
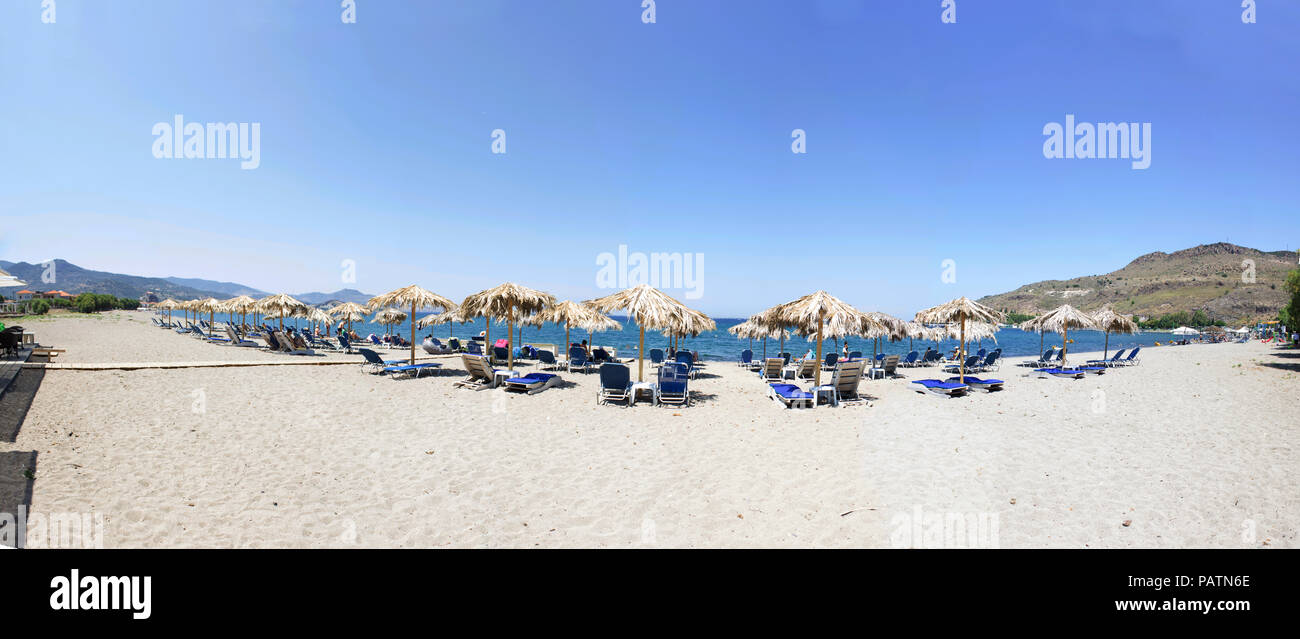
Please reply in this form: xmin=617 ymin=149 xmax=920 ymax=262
xmin=978 ymin=243 xmax=1296 ymax=324
xmin=162 ymin=276 xmax=267 ymax=298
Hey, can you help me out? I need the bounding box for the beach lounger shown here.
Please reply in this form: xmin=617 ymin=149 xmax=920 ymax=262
xmin=655 ymin=362 xmax=690 ymax=407
xmin=760 ymin=357 xmax=784 ymax=383
xmin=649 ymin=349 xmax=665 ymax=369
xmin=813 ymin=360 xmax=867 ymax=406
xmin=943 ymin=355 xmax=981 ymax=375
xmin=873 ymin=354 xmax=900 ymax=379
xmin=1116 ymin=347 xmax=1141 ymax=366
xmin=358 ymin=348 xmax=406 ymax=374
xmin=285 ymin=332 xmax=316 ymax=355
xmin=979 ymin=351 xmax=1000 ymax=371
xmin=1087 ymin=349 xmax=1125 ymax=367
xmin=224 ymin=326 xmax=257 ymax=347
xmin=788 ymin=359 xmax=817 ymax=381
xmin=768 ymin=383 xmax=814 ymax=409
xmin=738 ymin=349 xmax=754 ymax=368
xmin=383 ymin=362 xmax=442 ymax=379
xmin=899 ymin=351 xmax=920 ymax=367
xmin=1024 ymin=347 xmax=1057 ymax=368
xmin=1076 ymin=366 xmax=1106 ymax=375
xmin=947 ymin=376 xmax=1003 ymax=392
xmin=912 ymin=379 xmax=969 ymax=397
xmin=1033 ymin=368 xmax=1085 ymax=379
xmin=822 ymin=353 xmax=839 ymax=371
xmin=537 ymin=349 xmax=560 ymax=371
xmin=505 ymin=372 xmax=562 ymax=395
xmin=568 ymin=346 xmax=592 ymax=373
xmin=454 ymin=354 xmax=499 ymax=390
xmin=597 ymin=363 xmax=632 ymax=406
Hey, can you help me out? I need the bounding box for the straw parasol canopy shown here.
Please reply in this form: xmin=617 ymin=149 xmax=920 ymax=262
xmin=1029 ymin=304 xmax=1098 ymax=366
xmin=193 ymin=297 xmax=224 ymax=332
xmin=367 ymin=285 xmax=456 ymax=366
xmin=255 ymin=294 xmax=308 ymax=331
xmin=1090 ymin=306 xmax=1137 ymax=359
xmin=729 ymin=318 xmax=790 ymax=361
xmin=373 ymin=308 xmax=407 ymax=326
xmin=766 ymin=291 xmax=884 ymax=387
xmin=459 ymin=283 xmax=556 ymax=370
xmin=914 ymin=296 xmax=1004 ymax=382
xmin=156 ymin=298 xmax=179 ymax=324
xmin=588 ymin=284 xmax=699 ymax=382
xmin=538 ymin=300 xmax=602 ymax=359
xmin=577 ymin=310 xmax=623 ymax=356
xmin=223 ymin=295 xmax=257 ymax=330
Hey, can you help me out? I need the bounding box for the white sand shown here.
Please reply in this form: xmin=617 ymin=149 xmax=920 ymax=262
xmin=5 ymin=311 xmax=1297 ymax=548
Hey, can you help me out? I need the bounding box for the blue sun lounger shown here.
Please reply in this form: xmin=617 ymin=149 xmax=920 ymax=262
xmin=946 ymin=376 xmax=1003 ymax=392
xmin=769 ymin=383 xmax=814 ymax=409
xmin=1076 ymin=366 xmax=1106 ymax=375
xmin=912 ymin=379 xmax=969 ymax=397
xmin=505 ymin=372 xmax=562 ymax=395
xmin=382 ymin=362 xmax=442 ymax=379
xmin=1087 ymin=349 xmax=1125 ymax=367
xmin=1034 ymin=368 xmax=1085 ymax=379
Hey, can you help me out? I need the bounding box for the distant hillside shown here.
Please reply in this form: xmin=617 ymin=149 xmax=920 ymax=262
xmin=298 ymin=289 xmax=372 ymax=305
xmin=163 ymin=276 xmax=267 ymax=298
xmin=0 ymin=259 xmax=373 ymax=306
xmin=978 ymin=243 xmax=1295 ymax=324
xmin=0 ymin=259 xmax=233 ymax=300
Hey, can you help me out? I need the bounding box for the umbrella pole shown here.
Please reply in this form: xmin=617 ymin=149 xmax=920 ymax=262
xmin=959 ymin=318 xmax=967 ymax=383
xmin=636 ymin=326 xmax=646 ymax=382
xmin=485 ymin=316 xmax=491 ymax=361
xmin=565 ymin=322 xmax=570 ymax=357
xmin=1104 ymin=330 xmax=1110 ymax=360
xmin=814 ymin=310 xmax=825 ymax=387
xmin=507 ymin=311 xmax=515 ymax=370
xmin=409 ymin=303 xmax=416 ymax=365
xmin=1062 ymin=325 xmax=1069 ymax=367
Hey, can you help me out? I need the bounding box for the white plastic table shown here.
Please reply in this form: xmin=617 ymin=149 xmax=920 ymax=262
xmin=631 ymin=381 xmax=657 ymax=406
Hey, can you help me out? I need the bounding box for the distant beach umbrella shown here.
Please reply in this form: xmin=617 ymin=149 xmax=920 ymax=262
xmin=765 ymin=291 xmax=884 ymax=388
xmin=255 ymin=294 xmax=308 ymax=331
xmin=1025 ymin=304 xmax=1098 ymax=366
xmin=416 ymin=306 xmax=471 ymax=341
xmin=577 ymin=310 xmax=623 ymax=357
xmin=1090 ymin=306 xmax=1137 ymax=359
xmin=369 ymin=285 xmax=456 ymax=366
xmin=459 ymin=283 xmax=556 ymax=370
xmin=861 ymin=311 xmax=906 ymax=368
xmin=0 ymin=267 xmax=26 ymax=288
xmin=157 ymin=298 xmax=179 ymax=325
xmin=192 ymin=297 xmax=223 ymax=332
xmin=1170 ymin=326 xmax=1198 ymax=335
xmin=588 ymin=284 xmax=700 ymax=382
xmin=538 ymin=300 xmax=601 ymax=358
xmin=223 ymin=295 xmax=257 ymax=330
xmin=373 ymin=307 xmax=407 ymax=328
xmin=915 ymin=297 xmax=1004 ymax=383
xmin=328 ymin=301 xmax=370 ymax=334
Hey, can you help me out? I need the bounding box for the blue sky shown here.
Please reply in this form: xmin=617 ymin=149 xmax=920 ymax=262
xmin=1 ymin=0 xmax=1296 ymax=316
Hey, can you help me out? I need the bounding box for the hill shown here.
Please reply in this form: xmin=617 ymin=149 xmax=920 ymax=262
xmin=0 ymin=259 xmax=373 ymax=306
xmin=0 ymin=259 xmax=235 ymax=301
xmin=978 ymin=243 xmax=1295 ymax=324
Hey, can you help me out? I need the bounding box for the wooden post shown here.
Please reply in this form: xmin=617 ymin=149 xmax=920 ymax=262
xmin=814 ymin=310 xmax=825 ymax=387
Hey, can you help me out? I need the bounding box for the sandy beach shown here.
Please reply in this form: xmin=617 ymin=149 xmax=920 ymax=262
xmin=3 ymin=311 xmax=1297 ymax=548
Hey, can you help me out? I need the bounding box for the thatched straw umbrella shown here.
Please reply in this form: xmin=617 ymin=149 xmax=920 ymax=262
xmin=1029 ymin=304 xmax=1098 ymax=367
xmin=766 ymin=291 xmax=883 ymax=387
xmin=1091 ymin=306 xmax=1137 ymax=359
xmin=578 ymin=311 xmax=623 ymax=358
xmin=728 ymin=320 xmax=761 ymax=356
xmin=862 ymin=311 xmax=906 ymax=366
xmin=256 ymin=294 xmax=308 ymax=332
xmin=301 ymin=306 xmax=334 ymax=335
xmin=902 ymin=321 xmax=944 ymax=353
xmin=368 ymin=286 xmax=456 ymax=366
xmin=588 ymin=284 xmax=697 ymax=382
xmin=459 ymin=283 xmax=556 ymax=370
xmin=223 ymin=295 xmax=256 ymax=331
xmin=194 ymin=297 xmax=223 ymax=333
xmin=328 ymin=301 xmax=370 ymax=335
xmin=157 ymin=298 xmax=178 ymax=325
xmin=663 ymin=308 xmax=717 ymax=355
xmin=416 ymin=306 xmax=471 ymax=341
xmin=538 ymin=300 xmax=600 ymax=359
xmin=914 ymin=297 xmax=1004 ymax=383
xmin=373 ymin=308 xmax=407 ymax=332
